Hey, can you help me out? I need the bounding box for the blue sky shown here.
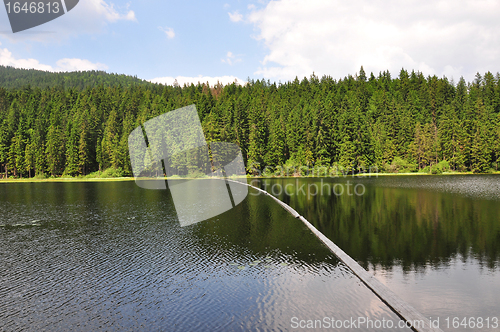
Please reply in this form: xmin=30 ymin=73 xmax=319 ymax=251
xmin=1 ymin=0 xmax=500 ymax=85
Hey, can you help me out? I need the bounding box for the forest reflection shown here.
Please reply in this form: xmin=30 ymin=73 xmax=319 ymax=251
xmin=255 ymin=176 xmax=500 ymax=272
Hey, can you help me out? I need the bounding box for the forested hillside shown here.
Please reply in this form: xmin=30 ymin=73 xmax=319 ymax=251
xmin=0 ymin=65 xmax=152 ymax=90
xmin=1 ymin=67 xmax=500 ymax=178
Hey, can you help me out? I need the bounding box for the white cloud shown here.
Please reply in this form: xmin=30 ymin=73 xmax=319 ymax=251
xmin=228 ymin=11 xmax=243 ymax=22
xmin=221 ymin=51 xmax=242 ymax=66
xmin=88 ymin=0 xmax=136 ymax=23
xmin=248 ymin=0 xmax=500 ymax=82
xmin=149 ymin=75 xmax=245 ymax=87
xmin=158 ymin=27 xmax=175 ymax=39
xmin=54 ymin=58 xmax=108 ymax=71
xmin=0 ymin=43 xmax=108 ymax=71
xmin=0 ymin=46 xmax=53 ymax=71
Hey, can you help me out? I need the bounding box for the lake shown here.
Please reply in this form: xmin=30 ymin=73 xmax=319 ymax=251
xmin=0 ymin=176 xmax=499 ymax=331
xmin=254 ymin=175 xmax=500 ymax=330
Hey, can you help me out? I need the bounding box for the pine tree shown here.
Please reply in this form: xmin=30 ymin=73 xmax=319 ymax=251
xmin=101 ymin=109 xmax=121 ymax=169
xmin=78 ymin=112 xmax=90 ymax=175
xmin=265 ymin=116 xmax=286 ymax=167
xmin=470 ymin=100 xmax=495 ymax=173
xmin=246 ymin=91 xmax=268 ymax=173
xmin=439 ymin=104 xmax=465 ymax=170
xmin=65 ymin=121 xmax=79 ymax=176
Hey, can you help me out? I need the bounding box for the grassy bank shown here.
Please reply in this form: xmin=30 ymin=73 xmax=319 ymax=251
xmin=0 ymin=177 xmax=135 ymax=183
xmin=2 ymin=171 xmax=500 ymax=184
xmin=0 ymin=167 xmax=135 ymax=183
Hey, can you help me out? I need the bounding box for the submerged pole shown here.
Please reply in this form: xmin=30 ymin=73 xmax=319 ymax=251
xmin=233 ymin=180 xmax=443 ymax=332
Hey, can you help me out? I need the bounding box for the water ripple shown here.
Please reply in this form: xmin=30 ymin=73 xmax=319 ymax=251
xmin=0 ymin=181 xmax=403 ymax=331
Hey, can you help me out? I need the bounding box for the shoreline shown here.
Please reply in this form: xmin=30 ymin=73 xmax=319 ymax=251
xmin=1 ymin=172 xmax=499 ymax=183
xmin=0 ymin=177 xmax=136 ymax=184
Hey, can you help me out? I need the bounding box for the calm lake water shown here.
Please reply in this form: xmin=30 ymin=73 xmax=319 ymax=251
xmin=255 ymin=175 xmax=500 ymax=330
xmin=1 ymin=181 xmax=403 ymax=332
xmin=1 ymin=176 xmax=499 ymax=331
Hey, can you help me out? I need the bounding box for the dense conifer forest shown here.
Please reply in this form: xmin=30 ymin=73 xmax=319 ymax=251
xmin=0 ymin=65 xmax=152 ymax=90
xmin=0 ymin=66 xmax=499 ymax=178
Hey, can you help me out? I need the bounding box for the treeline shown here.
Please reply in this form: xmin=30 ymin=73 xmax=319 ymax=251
xmin=0 ymin=65 xmax=152 ymax=90
xmin=1 ymin=67 xmax=500 ymax=178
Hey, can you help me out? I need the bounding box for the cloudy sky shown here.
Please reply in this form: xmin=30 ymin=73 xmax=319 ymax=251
xmin=1 ymin=0 xmax=499 ymax=85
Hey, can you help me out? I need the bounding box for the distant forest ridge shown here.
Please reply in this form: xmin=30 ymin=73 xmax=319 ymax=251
xmin=0 ymin=65 xmax=154 ymax=89
xmin=0 ymin=66 xmax=499 ymax=178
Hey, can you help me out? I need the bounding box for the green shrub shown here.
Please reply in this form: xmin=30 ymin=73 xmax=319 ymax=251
xmin=431 ymin=166 xmax=442 ymax=175
xmin=283 ymin=158 xmax=304 ymax=176
xmin=85 ymin=170 xmax=101 ymax=178
xmin=100 ymin=167 xmax=125 ymax=178
xmin=262 ymin=166 xmax=276 ymax=177
xmin=431 ymin=160 xmax=451 ymax=174
xmin=389 ymin=157 xmax=417 ymax=173
xmin=329 ymin=162 xmax=351 ymax=177
xmin=420 ymin=166 xmax=431 ymax=173
xmin=187 ymin=169 xmax=206 ymax=178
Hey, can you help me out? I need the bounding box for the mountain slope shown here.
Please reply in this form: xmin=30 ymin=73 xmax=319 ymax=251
xmin=0 ymin=65 xmax=154 ymax=89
